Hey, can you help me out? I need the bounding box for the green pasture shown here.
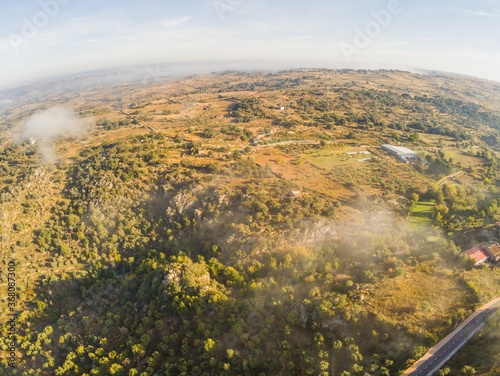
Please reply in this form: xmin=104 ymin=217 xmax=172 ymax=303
xmin=409 ymin=200 xmax=436 ymax=228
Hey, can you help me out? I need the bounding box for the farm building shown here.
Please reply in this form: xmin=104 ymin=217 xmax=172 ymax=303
xmin=462 ymin=242 xmax=500 ymax=265
xmin=483 ymin=242 xmax=500 ymax=262
xmin=461 ymin=246 xmax=490 ymax=266
xmin=381 ymin=144 xmax=419 ymax=163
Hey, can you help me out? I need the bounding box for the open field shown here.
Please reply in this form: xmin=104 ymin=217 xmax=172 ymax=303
xmin=442 ymin=149 xmax=486 ymax=169
xmin=409 ymin=200 xmax=436 ymax=228
xmin=462 ymin=267 xmax=500 ymax=303
xmin=301 ymin=147 xmax=377 ymax=169
xmin=368 ymin=271 xmax=477 ymax=336
xmin=253 ymin=147 xmax=354 ymax=201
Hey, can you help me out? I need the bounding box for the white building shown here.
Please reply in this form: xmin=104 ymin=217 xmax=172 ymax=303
xmin=381 ymin=144 xmax=419 ymax=163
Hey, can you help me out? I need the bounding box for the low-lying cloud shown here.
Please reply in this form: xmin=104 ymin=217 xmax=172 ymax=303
xmin=22 ymin=106 xmax=89 ymax=162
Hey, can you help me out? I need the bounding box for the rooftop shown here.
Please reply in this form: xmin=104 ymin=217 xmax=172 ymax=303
xmin=484 ymin=242 xmax=500 ymax=257
xmin=382 ymin=144 xmax=419 ymax=157
xmin=462 ymin=247 xmax=490 ymax=264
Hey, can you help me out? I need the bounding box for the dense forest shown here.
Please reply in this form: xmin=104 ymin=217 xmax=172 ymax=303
xmin=0 ymin=69 xmax=500 ymax=375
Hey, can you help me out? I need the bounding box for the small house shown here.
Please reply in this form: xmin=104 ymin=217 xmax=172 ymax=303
xmin=461 ymin=246 xmax=490 ymax=266
xmin=483 ymin=242 xmax=500 ymax=263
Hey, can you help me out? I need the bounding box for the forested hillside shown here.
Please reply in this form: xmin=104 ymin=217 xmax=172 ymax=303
xmin=1 ymin=69 xmax=500 ymax=375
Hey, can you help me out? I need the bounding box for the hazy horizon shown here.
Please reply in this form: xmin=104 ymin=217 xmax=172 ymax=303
xmin=0 ymin=60 xmax=457 ymax=93
xmin=1 ymin=0 xmax=500 ymax=89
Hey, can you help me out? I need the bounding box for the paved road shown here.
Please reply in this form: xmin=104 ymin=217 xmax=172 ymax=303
xmin=403 ymin=298 xmax=500 ymax=376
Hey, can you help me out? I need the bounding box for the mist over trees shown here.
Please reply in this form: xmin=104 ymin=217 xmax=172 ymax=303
xmin=1 ymin=69 xmax=500 ymax=375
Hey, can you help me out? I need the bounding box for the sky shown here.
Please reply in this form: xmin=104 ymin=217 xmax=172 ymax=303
xmin=0 ymin=0 xmax=499 ymax=89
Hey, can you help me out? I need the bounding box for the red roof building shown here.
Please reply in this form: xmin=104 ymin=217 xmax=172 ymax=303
xmin=462 ymin=246 xmax=490 ymax=266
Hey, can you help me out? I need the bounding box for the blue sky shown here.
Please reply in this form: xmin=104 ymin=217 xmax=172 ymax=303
xmin=0 ymin=0 xmax=499 ymax=88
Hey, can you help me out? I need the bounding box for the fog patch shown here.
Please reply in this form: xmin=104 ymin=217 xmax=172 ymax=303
xmin=21 ymin=107 xmax=90 ymax=162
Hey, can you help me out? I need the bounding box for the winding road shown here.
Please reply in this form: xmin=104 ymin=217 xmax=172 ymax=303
xmin=403 ymin=297 xmax=500 ymax=376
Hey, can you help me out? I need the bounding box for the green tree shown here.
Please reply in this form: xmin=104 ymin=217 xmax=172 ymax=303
xmin=461 ymin=365 xmax=477 ymax=375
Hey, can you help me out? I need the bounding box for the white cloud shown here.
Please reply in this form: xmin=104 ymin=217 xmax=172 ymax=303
xmin=416 ymin=8 xmax=500 ymax=17
xmin=162 ymin=16 xmax=191 ymax=28
xmin=21 ymin=107 xmax=91 ymax=162
xmin=460 ymin=9 xmax=500 ymax=17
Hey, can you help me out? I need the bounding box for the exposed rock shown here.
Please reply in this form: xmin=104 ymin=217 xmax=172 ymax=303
xmin=194 ymin=209 xmax=203 ymax=221
xmin=162 ymin=268 xmax=182 ymax=286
